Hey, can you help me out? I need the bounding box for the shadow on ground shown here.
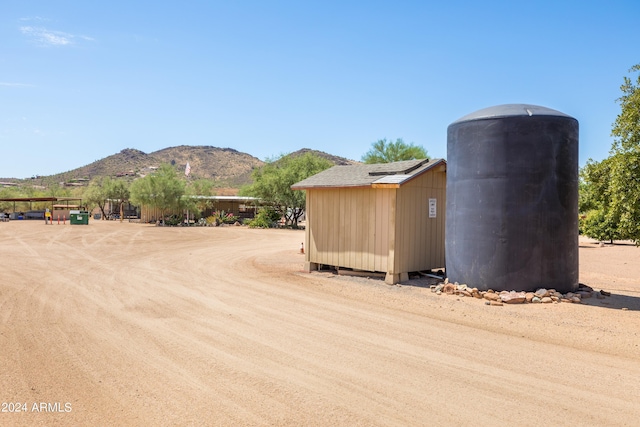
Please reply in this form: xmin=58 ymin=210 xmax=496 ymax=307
xmin=578 ymin=292 xmax=640 ymax=312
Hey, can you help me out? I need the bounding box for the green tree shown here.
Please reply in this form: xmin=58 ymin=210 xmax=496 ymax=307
xmin=580 ymin=158 xmax=612 ymax=214
xmin=0 ymin=186 xmax=21 ymax=212
xmin=612 ymin=64 xmax=640 ymax=152
xmin=130 ymin=164 xmax=186 ymax=222
xmin=581 ymin=64 xmax=640 ymax=243
xmin=361 ymin=138 xmax=428 ymax=164
xmin=83 ymin=177 xmax=111 ymax=219
xmin=108 ymin=179 xmax=130 ymax=222
xmin=83 ymin=177 xmax=130 ymax=220
xmin=579 ymin=157 xmax=623 ymax=243
xmin=185 ymin=178 xmax=217 ymax=217
xmin=609 ymin=64 xmax=640 ymax=243
xmin=241 ymin=153 xmax=332 ymax=227
xmin=47 ymin=183 xmax=71 ymax=198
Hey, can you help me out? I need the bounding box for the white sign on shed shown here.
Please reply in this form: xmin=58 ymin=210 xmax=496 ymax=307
xmin=429 ymin=198 xmax=437 ymax=218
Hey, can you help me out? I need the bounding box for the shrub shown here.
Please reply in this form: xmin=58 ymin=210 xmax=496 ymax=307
xmin=247 ymin=207 xmax=281 ymax=228
xmin=206 ymin=210 xmax=239 ymax=226
xmin=164 ymin=215 xmax=182 ymax=226
xmin=221 ymin=212 xmax=238 ymax=224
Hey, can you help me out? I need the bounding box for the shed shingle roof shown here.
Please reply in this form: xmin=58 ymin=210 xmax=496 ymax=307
xmin=291 ymin=158 xmax=446 ymax=190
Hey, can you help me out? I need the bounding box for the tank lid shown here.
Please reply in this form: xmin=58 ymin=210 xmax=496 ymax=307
xmin=451 ymin=104 xmax=574 ymax=124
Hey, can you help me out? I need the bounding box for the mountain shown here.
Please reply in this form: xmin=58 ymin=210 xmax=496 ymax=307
xmin=40 ymin=146 xmax=263 ymax=186
xmin=8 ymin=146 xmax=357 ymax=191
xmin=284 ymin=148 xmax=357 ymax=166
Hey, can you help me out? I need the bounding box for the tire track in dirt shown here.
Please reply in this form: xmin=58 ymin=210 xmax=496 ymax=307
xmin=1 ymin=222 xmax=639 ymax=426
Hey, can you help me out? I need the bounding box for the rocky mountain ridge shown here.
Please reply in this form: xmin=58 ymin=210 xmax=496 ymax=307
xmin=2 ymin=146 xmax=357 ymax=189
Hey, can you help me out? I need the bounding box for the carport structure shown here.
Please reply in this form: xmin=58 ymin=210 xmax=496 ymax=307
xmin=0 ymin=197 xmax=83 ymax=219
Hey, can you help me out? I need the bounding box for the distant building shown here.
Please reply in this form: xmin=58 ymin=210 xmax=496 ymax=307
xmin=137 ymin=196 xmax=261 ymax=223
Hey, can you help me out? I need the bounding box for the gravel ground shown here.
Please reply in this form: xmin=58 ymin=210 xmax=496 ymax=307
xmin=1 ymin=221 xmax=639 ymax=426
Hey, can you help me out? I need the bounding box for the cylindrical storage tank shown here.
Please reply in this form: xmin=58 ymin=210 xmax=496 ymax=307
xmin=446 ymin=104 xmax=579 ymax=293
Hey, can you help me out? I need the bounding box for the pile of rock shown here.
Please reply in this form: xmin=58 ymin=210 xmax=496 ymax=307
xmin=430 ymin=280 xmax=608 ymax=306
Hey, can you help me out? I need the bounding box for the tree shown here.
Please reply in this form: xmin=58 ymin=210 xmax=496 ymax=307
xmin=0 ymin=186 xmax=21 ymax=212
xmin=241 ymin=153 xmax=332 ymax=227
xmin=580 ymin=64 xmax=640 ymax=243
xmin=108 ymin=179 xmax=130 ymax=222
xmin=83 ymin=177 xmax=130 ymax=220
xmin=361 ymin=138 xmax=428 ymax=164
xmin=185 ymin=178 xmax=216 ymax=217
xmin=83 ymin=177 xmax=110 ymax=219
xmin=47 ymin=182 xmax=71 ymax=198
xmin=609 ymin=64 xmax=640 ymax=243
xmin=611 ymin=64 xmax=640 ymax=152
xmin=130 ymin=164 xmax=185 ymax=222
xmin=579 ymin=157 xmax=624 ymax=243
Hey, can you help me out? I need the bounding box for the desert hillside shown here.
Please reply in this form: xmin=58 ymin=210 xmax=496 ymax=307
xmin=6 ymin=146 xmax=357 ymax=189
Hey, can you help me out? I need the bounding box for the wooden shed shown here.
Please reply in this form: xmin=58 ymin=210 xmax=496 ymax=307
xmin=291 ymin=158 xmax=446 ymax=284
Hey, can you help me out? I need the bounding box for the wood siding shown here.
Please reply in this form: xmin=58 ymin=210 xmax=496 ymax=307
xmin=307 ymin=187 xmax=393 ymax=272
xmin=394 ymin=170 xmax=446 ymax=273
xmin=139 ymin=205 xmax=182 ymax=223
xmin=305 ymin=168 xmax=446 ymax=276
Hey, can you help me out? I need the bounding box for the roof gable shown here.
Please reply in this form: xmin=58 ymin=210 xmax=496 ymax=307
xmin=291 ymin=158 xmax=446 ymax=190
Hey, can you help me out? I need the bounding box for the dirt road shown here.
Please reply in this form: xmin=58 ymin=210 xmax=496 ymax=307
xmin=1 ymin=221 xmax=639 ymax=426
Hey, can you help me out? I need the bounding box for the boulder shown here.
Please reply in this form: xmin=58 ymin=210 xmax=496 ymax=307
xmin=443 ymin=283 xmax=457 ymax=294
xmin=535 ymin=289 xmax=549 ymax=298
xmin=500 ymin=291 xmax=526 ymax=304
xmin=483 ymin=292 xmax=500 ymax=301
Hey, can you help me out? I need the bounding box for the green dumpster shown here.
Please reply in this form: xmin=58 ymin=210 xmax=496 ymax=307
xmin=70 ymin=210 xmax=89 ymax=225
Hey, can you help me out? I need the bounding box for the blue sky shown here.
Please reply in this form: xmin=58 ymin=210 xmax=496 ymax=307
xmin=1 ymin=1 xmax=639 ymax=178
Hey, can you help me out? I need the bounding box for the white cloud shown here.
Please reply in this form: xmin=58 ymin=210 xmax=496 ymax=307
xmin=20 ymin=25 xmax=94 ymax=46
xmin=0 ymin=82 xmax=34 ymax=87
xmin=20 ymin=26 xmax=70 ymax=45
xmin=19 ymin=16 xmax=50 ymax=22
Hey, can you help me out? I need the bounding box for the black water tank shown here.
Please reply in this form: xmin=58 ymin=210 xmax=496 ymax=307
xmin=446 ymin=104 xmax=579 ymax=293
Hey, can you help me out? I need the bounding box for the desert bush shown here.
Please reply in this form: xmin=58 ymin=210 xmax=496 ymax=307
xmin=164 ymin=215 xmax=182 ymax=226
xmin=220 ymin=212 xmax=238 ymax=224
xmin=247 ymin=207 xmax=281 ymax=228
xmin=208 ymin=210 xmax=238 ymax=225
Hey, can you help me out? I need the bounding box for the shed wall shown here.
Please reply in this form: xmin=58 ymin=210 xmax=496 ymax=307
xmin=307 ymin=187 xmax=393 ymax=272
xmin=394 ymin=170 xmax=446 ymax=273
xmin=305 ymin=168 xmax=446 ymax=277
xmin=140 ymin=205 xmax=182 ymax=223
